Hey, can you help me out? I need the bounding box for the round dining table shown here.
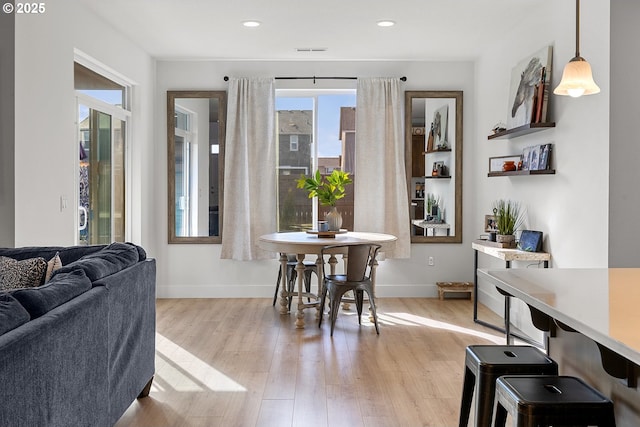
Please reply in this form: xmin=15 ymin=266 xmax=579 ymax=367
xmin=258 ymin=231 xmax=397 ymax=328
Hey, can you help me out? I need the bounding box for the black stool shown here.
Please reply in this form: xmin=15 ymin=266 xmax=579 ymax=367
xmin=493 ymin=375 xmax=616 ymax=427
xmin=459 ymin=345 xmax=558 ymax=427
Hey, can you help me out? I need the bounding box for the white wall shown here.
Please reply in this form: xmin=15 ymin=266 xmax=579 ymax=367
xmin=13 ymin=0 xmax=156 ymax=249
xmin=474 ymin=2 xmax=610 ymax=334
xmin=156 ymin=60 xmax=476 ymax=297
xmin=609 ymin=1 xmax=640 ymax=267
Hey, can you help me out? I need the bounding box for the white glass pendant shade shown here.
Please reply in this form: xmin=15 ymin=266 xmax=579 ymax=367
xmin=553 ymin=57 xmax=600 ymax=97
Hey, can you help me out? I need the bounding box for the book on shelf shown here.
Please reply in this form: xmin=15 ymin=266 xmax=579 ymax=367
xmin=531 ymin=67 xmax=546 ymax=124
xmin=540 ymin=67 xmax=550 ymax=123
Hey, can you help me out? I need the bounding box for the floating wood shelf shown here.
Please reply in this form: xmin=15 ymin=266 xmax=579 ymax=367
xmin=424 ymin=175 xmax=452 ymax=179
xmin=488 ymin=122 xmax=556 ymax=140
xmin=488 ymin=169 xmax=556 ymax=177
xmin=423 ymin=148 xmax=452 ymax=154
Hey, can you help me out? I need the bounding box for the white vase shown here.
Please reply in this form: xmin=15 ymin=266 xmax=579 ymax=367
xmin=325 ymin=207 xmax=342 ymax=231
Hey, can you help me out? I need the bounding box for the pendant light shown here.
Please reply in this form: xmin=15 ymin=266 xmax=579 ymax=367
xmin=553 ymin=0 xmax=600 ymax=97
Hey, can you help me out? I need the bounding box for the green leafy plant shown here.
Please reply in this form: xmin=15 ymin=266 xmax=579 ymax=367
xmin=297 ymin=169 xmax=353 ymax=207
xmin=492 ymin=199 xmax=524 ymax=235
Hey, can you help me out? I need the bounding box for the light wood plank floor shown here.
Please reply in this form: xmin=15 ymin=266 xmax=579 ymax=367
xmin=115 ymin=298 xmax=505 ymax=427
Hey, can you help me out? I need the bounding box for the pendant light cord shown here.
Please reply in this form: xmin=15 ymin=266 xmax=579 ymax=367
xmin=575 ymin=0 xmax=581 ymax=58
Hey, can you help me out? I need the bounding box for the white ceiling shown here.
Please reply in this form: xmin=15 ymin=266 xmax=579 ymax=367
xmin=80 ymin=0 xmax=544 ymax=61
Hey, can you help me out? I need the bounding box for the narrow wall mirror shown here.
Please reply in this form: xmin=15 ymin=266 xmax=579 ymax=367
xmin=405 ymin=91 xmax=463 ymax=243
xmin=167 ymin=91 xmax=226 ymax=243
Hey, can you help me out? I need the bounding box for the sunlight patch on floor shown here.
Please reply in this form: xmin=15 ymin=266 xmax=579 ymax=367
xmin=154 ymin=333 xmax=247 ymax=393
xmin=380 ymin=312 xmax=504 ymax=344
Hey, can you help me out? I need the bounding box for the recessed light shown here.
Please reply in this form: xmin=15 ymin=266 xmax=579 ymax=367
xmin=377 ymin=20 xmax=395 ymax=27
xmin=242 ymin=20 xmax=261 ymax=28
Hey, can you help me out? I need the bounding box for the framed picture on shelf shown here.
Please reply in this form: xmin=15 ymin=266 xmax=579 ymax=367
xmin=522 ymin=146 xmax=531 ymax=170
xmin=484 ymin=215 xmax=497 ymax=232
xmin=432 ymin=105 xmax=449 ymax=149
xmin=537 ymin=143 xmax=552 ymax=170
xmin=506 ymin=46 xmax=553 ymax=129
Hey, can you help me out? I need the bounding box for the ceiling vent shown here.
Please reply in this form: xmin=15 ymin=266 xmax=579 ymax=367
xmin=295 ymin=48 xmax=328 ymax=53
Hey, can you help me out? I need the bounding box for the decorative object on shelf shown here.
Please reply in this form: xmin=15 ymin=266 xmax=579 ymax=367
xmin=507 ymin=46 xmax=553 ymax=129
xmin=426 ymin=122 xmax=435 ymax=152
xmin=502 ymin=161 xmax=517 ymax=172
xmin=491 ymin=122 xmax=507 ymax=134
xmin=297 ymin=169 xmax=352 ymax=231
xmin=432 ymin=161 xmax=446 ymax=177
xmin=412 ymin=126 xmax=425 ymax=135
xmin=492 ymin=199 xmax=524 ymax=247
xmin=554 ymin=0 xmax=600 ymax=98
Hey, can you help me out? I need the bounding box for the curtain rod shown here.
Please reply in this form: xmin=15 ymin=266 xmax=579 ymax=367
xmin=223 ymin=76 xmax=407 ymax=83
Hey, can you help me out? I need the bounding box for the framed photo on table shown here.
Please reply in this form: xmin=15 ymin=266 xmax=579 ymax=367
xmin=484 ymin=215 xmax=497 ymax=232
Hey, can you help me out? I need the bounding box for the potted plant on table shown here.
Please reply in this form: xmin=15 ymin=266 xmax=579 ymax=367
xmin=492 ymin=199 xmax=524 ymax=247
xmin=297 ymin=169 xmax=352 ymax=231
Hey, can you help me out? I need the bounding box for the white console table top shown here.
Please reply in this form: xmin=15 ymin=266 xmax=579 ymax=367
xmin=478 ymin=268 xmax=640 ymax=366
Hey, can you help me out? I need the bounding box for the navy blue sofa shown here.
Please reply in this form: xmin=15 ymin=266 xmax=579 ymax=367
xmin=0 ymin=243 xmax=156 ymax=427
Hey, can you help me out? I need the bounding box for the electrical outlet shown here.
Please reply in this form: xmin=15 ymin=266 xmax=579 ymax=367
xmin=428 ymin=256 xmax=435 ymax=266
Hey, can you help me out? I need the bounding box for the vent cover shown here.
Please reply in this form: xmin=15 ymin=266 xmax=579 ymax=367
xmin=295 ymin=47 xmax=328 ymax=52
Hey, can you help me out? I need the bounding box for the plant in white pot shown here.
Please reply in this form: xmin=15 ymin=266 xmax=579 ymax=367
xmin=492 ymin=199 xmax=524 ymax=247
xmin=297 ymin=169 xmax=352 ymax=231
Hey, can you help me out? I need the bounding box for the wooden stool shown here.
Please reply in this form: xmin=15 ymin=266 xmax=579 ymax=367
xmin=437 ymin=281 xmax=473 ymax=300
xmin=493 ymin=375 xmax=616 ymax=427
xmin=458 ymin=345 xmax=557 ymax=427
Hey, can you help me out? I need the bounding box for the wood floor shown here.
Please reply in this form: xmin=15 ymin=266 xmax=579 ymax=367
xmin=115 ymin=297 xmax=505 ymax=427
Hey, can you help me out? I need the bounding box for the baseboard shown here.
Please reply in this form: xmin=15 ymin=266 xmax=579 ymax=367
xmin=156 ymin=283 xmax=442 ymax=299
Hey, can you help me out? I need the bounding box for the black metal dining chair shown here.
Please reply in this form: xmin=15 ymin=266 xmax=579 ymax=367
xmin=273 ymin=254 xmax=317 ymax=310
xmin=318 ymin=243 xmax=381 ymax=336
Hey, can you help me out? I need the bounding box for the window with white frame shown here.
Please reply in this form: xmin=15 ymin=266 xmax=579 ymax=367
xmin=275 ymin=91 xmax=356 ymax=232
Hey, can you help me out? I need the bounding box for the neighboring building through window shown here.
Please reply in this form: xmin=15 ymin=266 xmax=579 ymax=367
xmin=276 ymin=92 xmax=356 ymax=232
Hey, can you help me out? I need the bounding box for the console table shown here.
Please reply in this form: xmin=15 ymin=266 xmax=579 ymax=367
xmin=472 ymin=240 xmax=550 ymax=344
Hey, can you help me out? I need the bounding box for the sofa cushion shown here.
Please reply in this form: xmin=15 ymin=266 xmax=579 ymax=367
xmin=0 ymin=256 xmax=47 ymax=291
xmin=10 ymin=269 xmax=92 ymax=319
xmin=0 ymin=245 xmax=105 ymax=265
xmin=53 ymin=242 xmax=139 ymax=282
xmin=0 ymin=293 xmax=30 ymax=335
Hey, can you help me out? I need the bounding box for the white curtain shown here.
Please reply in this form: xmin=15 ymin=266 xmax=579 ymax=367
xmin=221 ymin=77 xmax=276 ymax=260
xmin=354 ymin=78 xmax=411 ymax=258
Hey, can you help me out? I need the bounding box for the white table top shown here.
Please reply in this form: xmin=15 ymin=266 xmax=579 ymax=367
xmin=258 ymin=231 xmax=397 ymax=254
xmin=478 ymin=268 xmax=640 ymax=365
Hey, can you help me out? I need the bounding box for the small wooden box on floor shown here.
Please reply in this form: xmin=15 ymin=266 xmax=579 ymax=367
xmin=437 ymin=281 xmax=473 ymax=301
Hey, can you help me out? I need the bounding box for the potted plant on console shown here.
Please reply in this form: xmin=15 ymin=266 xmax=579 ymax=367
xmin=492 ymin=199 xmax=523 ymax=247
xmin=297 ymin=169 xmax=352 ymax=231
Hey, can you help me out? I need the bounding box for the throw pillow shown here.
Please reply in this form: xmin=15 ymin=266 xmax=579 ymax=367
xmin=0 ymin=293 xmax=31 ymax=335
xmin=45 ymin=252 xmax=63 ymax=283
xmin=0 ymin=256 xmax=47 ymax=291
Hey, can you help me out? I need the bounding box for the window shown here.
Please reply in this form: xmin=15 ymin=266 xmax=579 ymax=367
xmin=290 ymin=134 xmax=299 ymax=152
xmin=276 ymin=91 xmax=356 ymax=232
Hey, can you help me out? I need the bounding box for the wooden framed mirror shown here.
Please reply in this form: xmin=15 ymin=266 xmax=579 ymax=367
xmin=405 ymin=91 xmax=463 ymax=243
xmin=167 ymin=91 xmax=226 ymax=243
